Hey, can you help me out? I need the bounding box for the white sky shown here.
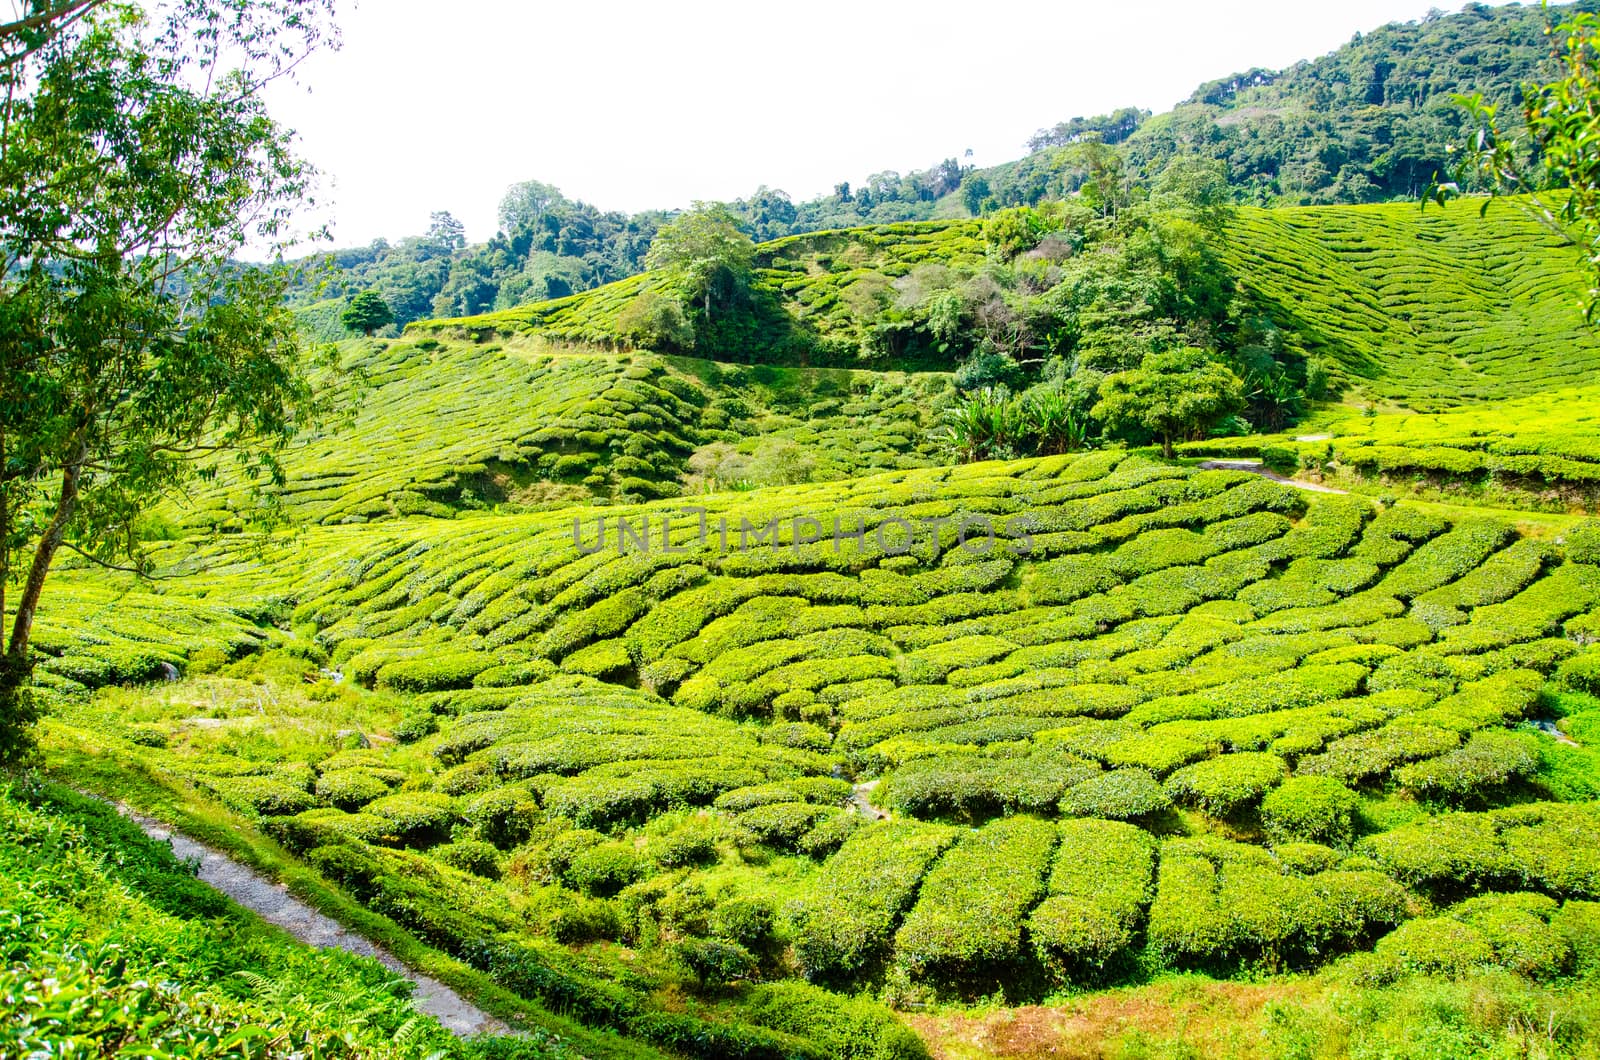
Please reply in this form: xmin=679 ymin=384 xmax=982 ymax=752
xmin=264 ymin=0 xmax=1459 ymax=247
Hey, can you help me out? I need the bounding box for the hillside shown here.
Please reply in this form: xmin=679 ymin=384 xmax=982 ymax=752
xmin=30 ymin=451 xmax=1600 ymax=1056
xmin=18 ymin=2 xmax=1600 ymax=1056
xmin=430 ymin=196 xmax=1599 ymax=403
xmin=166 ymin=197 xmax=1600 ymax=533
xmin=1014 ymin=1 xmax=1595 ymax=207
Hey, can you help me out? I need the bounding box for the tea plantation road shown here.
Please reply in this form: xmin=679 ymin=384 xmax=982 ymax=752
xmin=1196 ymin=458 xmax=1351 ymax=495
xmin=113 ymin=802 xmax=512 ymax=1038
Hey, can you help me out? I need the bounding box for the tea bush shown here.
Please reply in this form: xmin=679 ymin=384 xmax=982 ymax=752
xmin=893 ymin=816 xmax=1058 ymax=991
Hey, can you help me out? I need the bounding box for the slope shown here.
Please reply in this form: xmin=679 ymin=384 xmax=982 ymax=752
xmin=33 ymin=453 xmax=1600 ymax=1005
xmin=167 ymin=337 xmax=953 ymax=529
xmin=429 ymin=197 xmax=1600 ymax=409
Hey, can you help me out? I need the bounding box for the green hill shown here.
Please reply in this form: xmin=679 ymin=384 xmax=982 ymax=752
xmin=174 ymin=197 xmax=1600 ymax=531
xmin=168 ymin=338 xmax=952 ymax=528
xmin=32 ymin=450 xmax=1600 ymax=1055
xmin=431 ymin=196 xmax=1599 ymax=406
xmin=1221 ymin=199 xmax=1600 ymax=409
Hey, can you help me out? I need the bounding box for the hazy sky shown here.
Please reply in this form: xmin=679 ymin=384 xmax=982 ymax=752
xmin=264 ymin=0 xmax=1455 ymax=247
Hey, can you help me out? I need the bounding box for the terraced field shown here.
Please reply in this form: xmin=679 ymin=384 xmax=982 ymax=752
xmin=169 ymin=339 xmax=952 ymax=528
xmin=1223 ymin=199 xmax=1600 ymax=410
xmin=27 ymin=194 xmax=1600 ymax=1056
xmin=426 ymin=198 xmax=1600 ymax=414
xmin=1181 ymin=385 xmax=1600 ymax=510
xmin=36 ymin=450 xmax=1600 ymax=1053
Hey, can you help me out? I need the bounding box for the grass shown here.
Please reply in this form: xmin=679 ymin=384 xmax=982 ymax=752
xmin=0 ymin=774 xmax=596 ymax=1059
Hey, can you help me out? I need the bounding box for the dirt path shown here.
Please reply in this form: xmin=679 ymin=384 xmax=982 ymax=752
xmin=1197 ymin=458 xmax=1350 ymax=495
xmin=117 ymin=805 xmax=511 ymax=1038
xmin=851 ymin=780 xmax=889 ymax=820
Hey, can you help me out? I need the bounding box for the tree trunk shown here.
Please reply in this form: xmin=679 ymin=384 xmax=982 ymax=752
xmin=1162 ymin=433 xmax=1174 ymax=459
xmin=6 ymin=459 xmax=80 ymax=669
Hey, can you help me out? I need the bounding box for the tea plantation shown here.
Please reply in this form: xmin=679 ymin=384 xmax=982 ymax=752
xmin=28 ymin=442 xmax=1600 ymax=1056
xmin=428 ymin=197 xmax=1600 ymax=410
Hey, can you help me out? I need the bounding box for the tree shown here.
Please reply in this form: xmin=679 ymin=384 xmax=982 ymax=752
xmin=616 ymin=289 xmax=694 ymax=351
xmin=423 ymin=210 xmax=466 ymax=258
xmin=1434 ymin=11 xmax=1600 ymax=318
xmin=1093 ymin=348 xmax=1245 ymax=457
xmin=0 ymin=1 xmax=337 ymax=764
xmin=644 ymin=203 xmax=755 ymax=320
xmin=341 ymin=290 xmax=394 ymax=336
xmin=497 ymin=179 xmax=565 ymax=234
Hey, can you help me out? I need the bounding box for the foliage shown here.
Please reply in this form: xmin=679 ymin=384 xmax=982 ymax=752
xmin=644 ymin=203 xmax=756 ymax=321
xmin=1094 ymin=349 xmax=1245 ymax=458
xmin=0 ymin=0 xmax=337 ymax=762
xmin=1260 ymin=776 xmax=1360 ymax=847
xmin=343 ymin=290 xmax=396 ymax=336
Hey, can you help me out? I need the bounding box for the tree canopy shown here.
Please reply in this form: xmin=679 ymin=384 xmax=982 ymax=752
xmin=1092 ymin=348 xmax=1246 ymax=457
xmin=342 ymin=290 xmax=395 ymax=336
xmin=644 ymin=203 xmax=757 ymax=320
xmin=1436 ymin=8 xmax=1600 ymax=318
xmin=0 ymin=0 xmax=336 ymax=762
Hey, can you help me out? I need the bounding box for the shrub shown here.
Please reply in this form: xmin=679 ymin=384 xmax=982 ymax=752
xmin=434 ymin=839 xmax=502 ymax=879
xmin=268 ymin=809 xmax=395 ymax=852
xmin=212 ymin=776 xmax=316 ymax=817
xmin=566 ymin=842 xmax=648 ymax=897
xmin=1164 ymin=752 xmax=1287 ymax=817
xmin=1148 ymin=836 xmax=1407 ymax=968
xmin=1376 ymin=521 xmax=1515 ymax=601
xmin=743 ymin=981 xmax=929 ymax=1060
xmin=1449 ymin=892 xmax=1570 ymax=979
xmin=1565 ymin=520 xmax=1600 ymax=565
xmin=1358 ymin=812 xmax=1508 ymax=890
xmin=1260 ymin=776 xmax=1359 ymax=847
xmin=392 ymin=711 xmax=439 ymax=744
xmin=1298 ymin=723 xmax=1461 ymax=783
xmin=314 ymin=769 xmax=390 ymax=811
xmin=1097 ymin=733 xmax=1208 ymax=775
xmin=1556 ymin=651 xmax=1600 ymax=696
xmin=893 ymin=816 xmax=1058 ymax=991
xmin=124 ymin=724 xmax=168 ymax=748
xmin=548 ymin=895 xmax=625 ymax=944
xmin=790 ymin=822 xmax=957 ymax=985
xmin=463 ymin=788 xmax=541 ymax=849
xmin=1395 ymin=729 xmax=1542 ymax=804
xmin=1028 ymin=819 xmax=1155 ymax=979
xmin=1261 ymin=446 xmax=1299 ymax=475
xmin=375 ymin=651 xmax=495 ymax=692
xmin=735 ymin=803 xmax=837 ymax=851
xmin=474 ymin=659 xmax=559 ymax=687
xmin=711 ymin=896 xmax=777 ymax=953
xmin=653 ymin=820 xmax=721 ymax=868
xmin=878 ymin=750 xmax=1097 ymax=819
xmin=1369 ymin=918 xmax=1496 ymax=979
xmin=676 ymin=937 xmax=759 ymax=992
xmin=713 ymin=777 xmax=853 ymax=812
xmin=796 ymin=812 xmax=864 ymax=859
xmin=1272 ymin=842 xmax=1341 ymax=875
xmin=365 ymin=792 xmax=456 ymax=846
xmin=1060 ymin=769 xmax=1171 ymax=820
xmin=1554 ymin=900 xmax=1600 ymax=976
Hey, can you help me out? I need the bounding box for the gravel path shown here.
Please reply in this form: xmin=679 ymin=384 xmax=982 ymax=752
xmin=1196 ymin=459 xmax=1350 ymax=495
xmin=117 ymin=805 xmax=511 ymax=1038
